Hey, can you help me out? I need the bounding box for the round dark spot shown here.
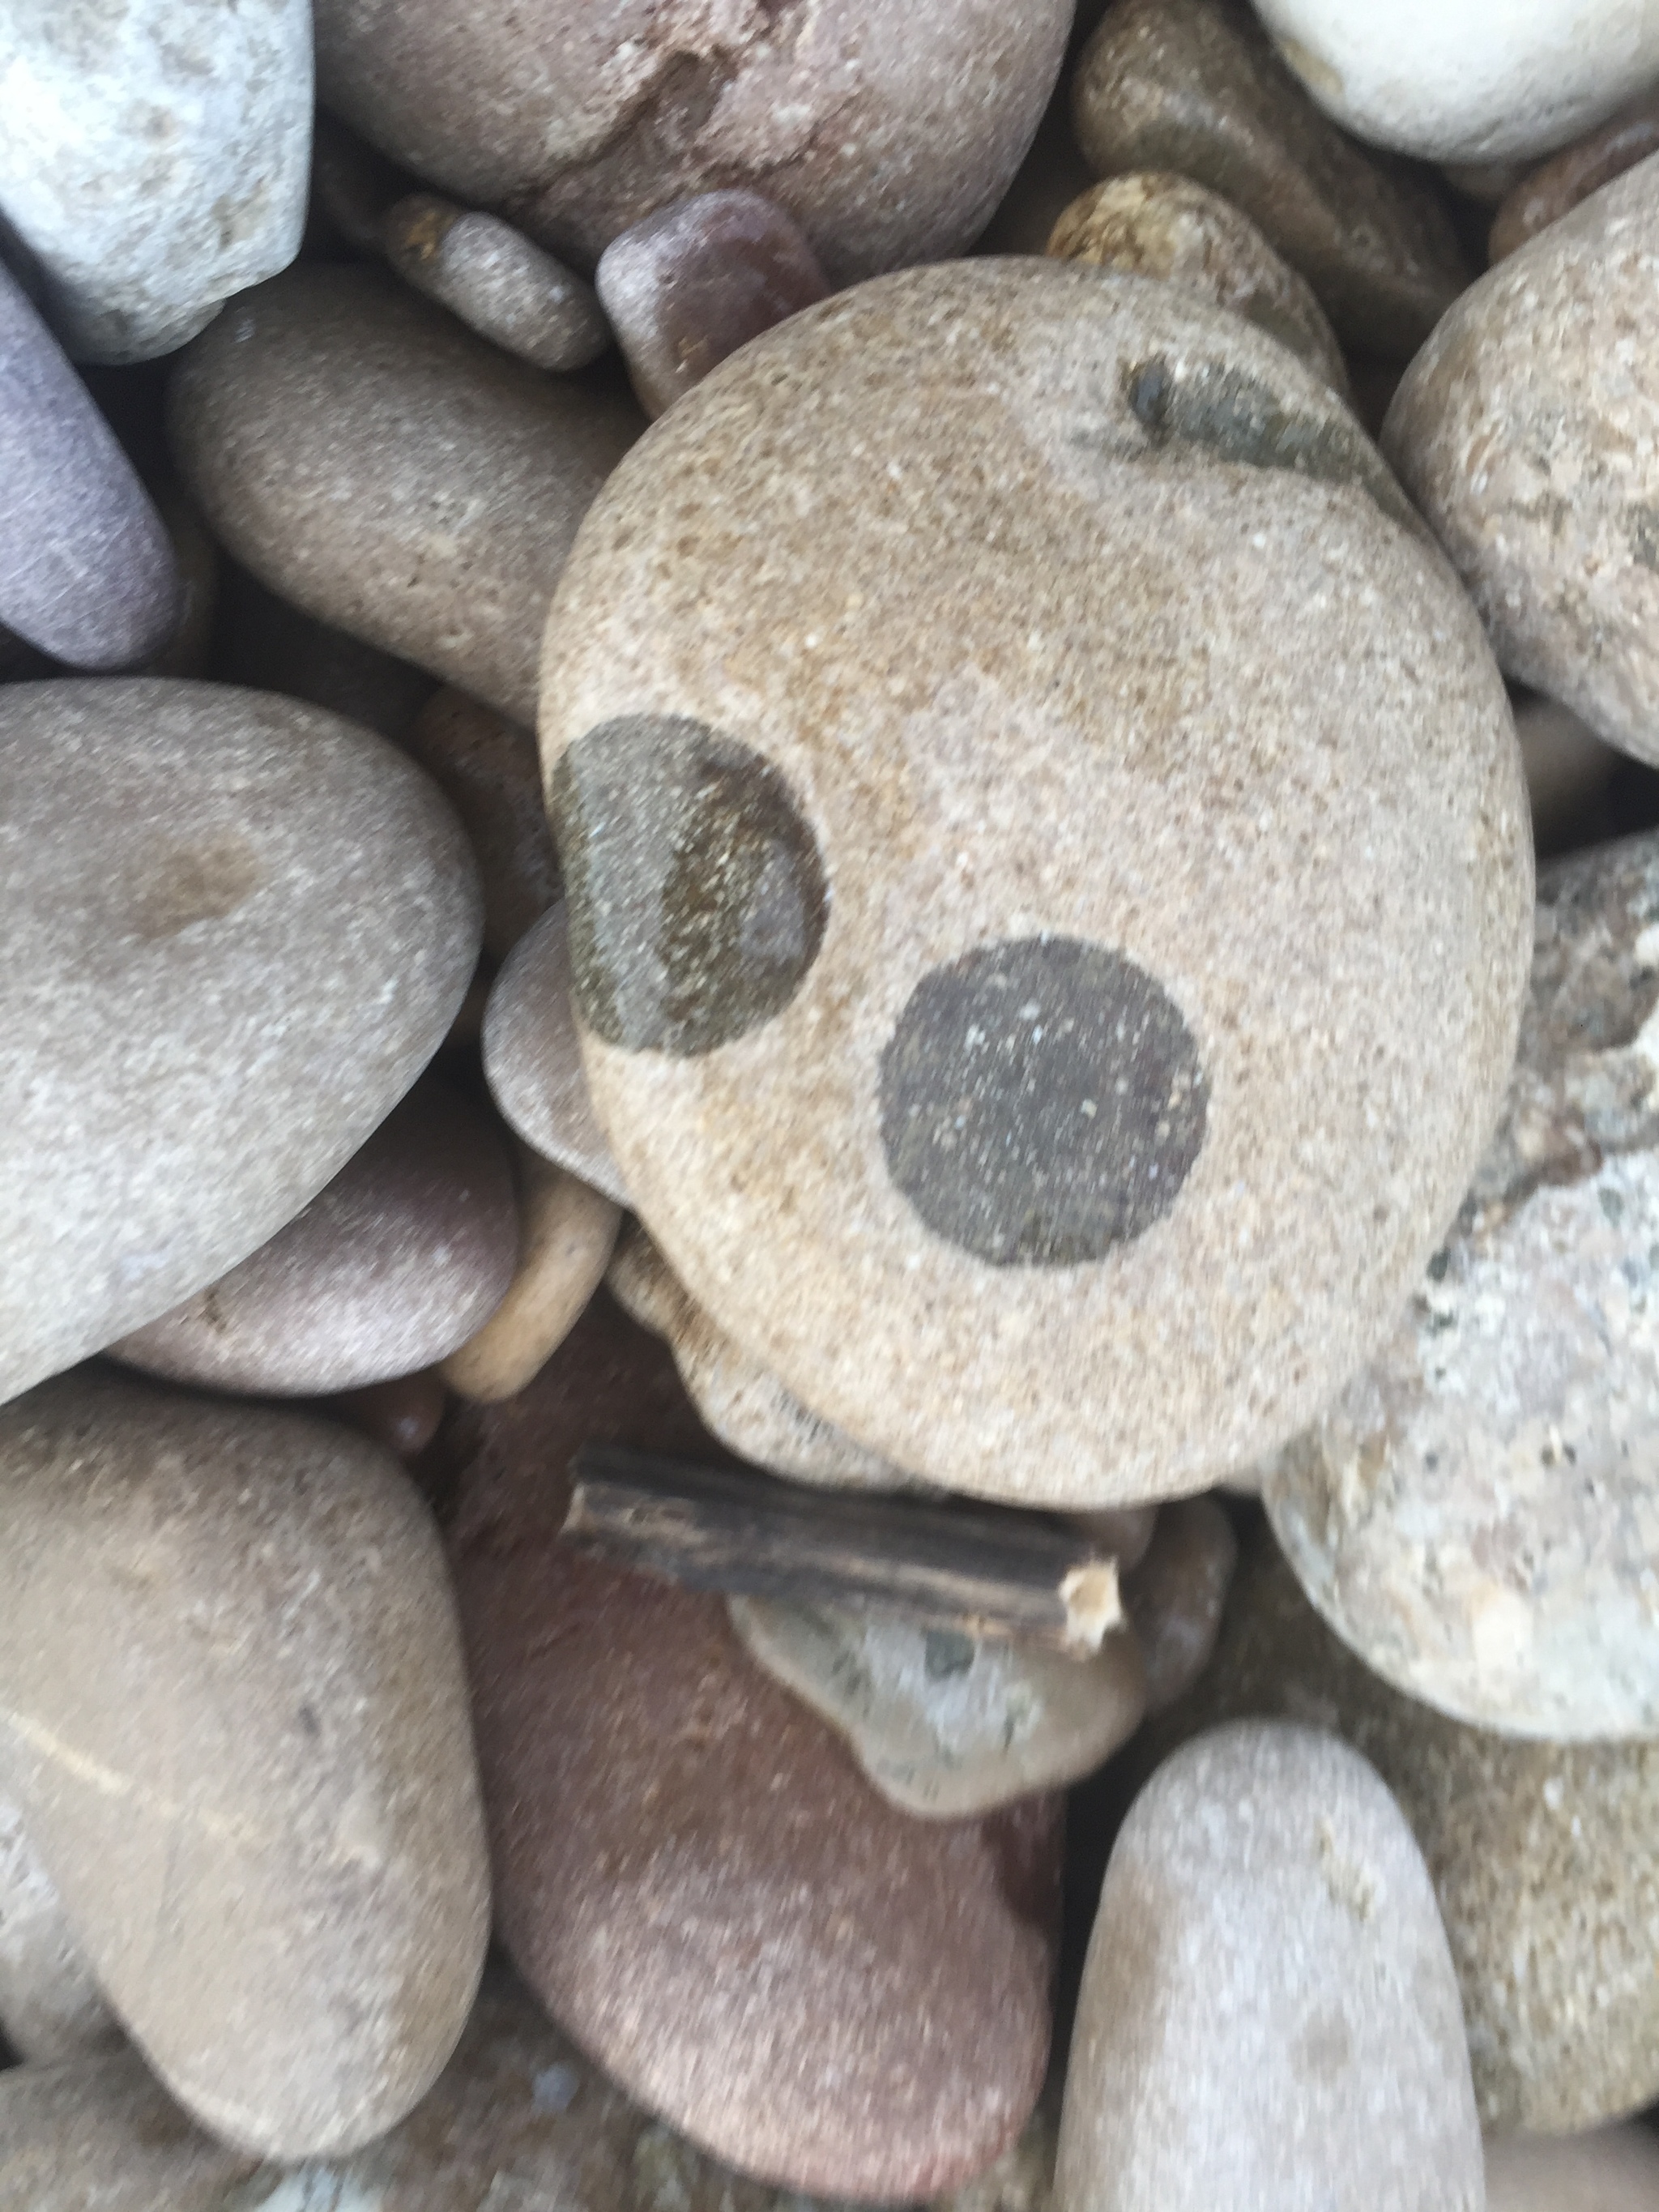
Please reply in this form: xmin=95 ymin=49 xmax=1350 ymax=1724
xmin=550 ymin=715 xmax=829 ymax=1057
xmin=879 ymin=937 xmax=1209 ymax=1267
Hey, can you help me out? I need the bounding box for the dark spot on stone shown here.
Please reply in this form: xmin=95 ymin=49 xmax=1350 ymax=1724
xmin=1122 ymin=351 xmax=1422 ymax=536
xmin=130 ymin=832 xmax=263 ymax=941
xmin=551 ymin=715 xmax=828 ymax=1057
xmin=296 ymin=1703 xmax=320 ymax=1740
xmin=923 ymin=1628 xmax=978 ymax=1679
xmin=1427 ymin=1248 xmax=1450 ymax=1282
xmin=879 ymin=937 xmax=1208 ymax=1268
xmin=1627 ymin=502 xmax=1659 ymax=570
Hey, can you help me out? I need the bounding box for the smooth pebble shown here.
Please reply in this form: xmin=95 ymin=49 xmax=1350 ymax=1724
xmin=483 ymin=902 xmax=630 ymax=1206
xmin=383 ymin=194 xmax=610 ymax=373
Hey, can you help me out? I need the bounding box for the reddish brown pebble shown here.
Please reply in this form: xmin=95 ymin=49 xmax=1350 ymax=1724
xmin=1490 ymin=90 xmax=1659 ymax=260
xmin=332 ymin=1369 xmax=448 ymax=1460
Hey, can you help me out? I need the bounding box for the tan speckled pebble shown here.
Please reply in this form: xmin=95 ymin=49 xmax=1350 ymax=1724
xmin=168 ymin=267 xmax=641 ymax=724
xmin=484 ymin=903 xmax=630 ymax=1206
xmin=401 ymin=687 xmax=561 ymax=959
xmin=1485 ymin=2127 xmax=1659 ymax=2211
xmin=0 ymin=1369 xmax=490 ymax=2158
xmin=542 ymin=258 xmax=1532 ymax=1509
xmin=0 ymin=1788 xmax=119 ymax=2064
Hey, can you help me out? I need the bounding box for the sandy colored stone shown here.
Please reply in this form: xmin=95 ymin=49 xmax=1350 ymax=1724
xmin=608 ymin=1223 xmax=916 ymax=1490
xmin=540 ymin=258 xmax=1532 ymax=1509
xmin=1485 ymin=2126 xmax=1659 ymax=2210
xmin=109 ymin=1080 xmax=517 ymax=1398
xmin=730 ymin=1596 xmax=1145 ymax=1817
xmin=168 ymin=266 xmax=640 ymax=724
xmin=0 ymin=1787 xmax=119 ymax=2064
xmin=1384 ymin=158 xmax=1659 ymax=767
xmin=446 ymin=1293 xmax=1060 ymax=2200
xmin=401 ymin=687 xmax=561 ymax=959
xmin=1517 ymin=694 xmax=1621 ymax=856
xmin=314 ymin=0 xmax=1070 ymax=288
xmin=0 ymin=0 xmax=312 ymax=362
xmin=1071 ymin=0 xmax=1469 ymax=357
xmin=383 ymin=194 xmax=610 ymax=373
xmin=0 ymin=678 xmax=480 ymax=1408
xmin=484 ymin=902 xmax=630 ymax=1206
xmin=1143 ymin=1532 xmax=1659 ymax=2133
xmin=1056 ymin=1720 xmax=1482 ymax=2212
xmin=1046 ymin=173 xmax=1347 ymax=394
xmin=1264 ymin=832 xmax=1659 ymax=1738
xmin=0 ymin=1369 xmax=490 ymax=2159
xmin=1492 ymin=91 xmax=1659 ymax=260
xmin=441 ymin=1144 xmax=621 ymax=1403
xmin=1120 ymin=1497 xmax=1236 ymax=1712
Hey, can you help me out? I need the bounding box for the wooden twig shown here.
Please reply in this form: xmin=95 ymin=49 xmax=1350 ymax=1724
xmin=560 ymin=1445 xmax=1123 ymax=1655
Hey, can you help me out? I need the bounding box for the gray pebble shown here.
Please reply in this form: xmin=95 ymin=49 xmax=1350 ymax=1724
xmin=384 ymin=194 xmax=609 ymax=372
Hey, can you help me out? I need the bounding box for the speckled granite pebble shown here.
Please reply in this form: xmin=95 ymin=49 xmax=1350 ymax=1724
xmin=384 ymin=194 xmax=610 ymax=373
xmin=0 ymin=1788 xmax=118 ymax=2064
xmin=483 ymin=903 xmax=630 ymax=1206
xmin=542 ymin=258 xmax=1531 ymax=1507
xmin=1485 ymin=2125 xmax=1659 ymax=2210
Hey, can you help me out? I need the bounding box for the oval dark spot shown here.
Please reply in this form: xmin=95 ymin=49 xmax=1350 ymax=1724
xmin=879 ymin=937 xmax=1208 ymax=1267
xmin=550 ymin=715 xmax=829 ymax=1057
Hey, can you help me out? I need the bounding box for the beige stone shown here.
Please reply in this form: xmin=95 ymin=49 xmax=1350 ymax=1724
xmin=0 ymin=1788 xmax=119 ymax=2064
xmin=0 ymin=678 xmax=480 ymax=1408
xmin=1120 ymin=1497 xmax=1236 ymax=1711
xmin=382 ymin=194 xmax=610 ymax=374
xmin=168 ymin=266 xmax=640 ymax=724
xmin=483 ymin=902 xmax=630 ymax=1205
xmin=541 ymin=258 xmax=1533 ymax=1508
xmin=0 ymin=1369 xmax=490 ymax=2158
xmin=401 ymin=688 xmax=561 ymax=959
xmin=1485 ymin=2127 xmax=1659 ymax=2210
xmin=1384 ymin=158 xmax=1659 ymax=767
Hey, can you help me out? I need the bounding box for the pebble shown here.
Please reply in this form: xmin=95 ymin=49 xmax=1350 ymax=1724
xmin=1070 ymin=0 xmax=1470 ymax=356
xmin=1516 ymin=693 xmax=1621 ymax=856
xmin=1045 ymin=173 xmax=1348 ymax=394
xmin=441 ymin=1144 xmax=621 ymax=1403
xmin=1491 ymin=90 xmax=1659 ymax=259
xmin=0 ymin=267 xmax=181 ymax=668
xmin=401 ymin=686 xmax=561 ymax=959
xmin=108 ymin=1079 xmax=518 ymax=1398
xmin=1252 ymin=0 xmax=1659 ymax=164
xmin=1056 ymin=1720 xmax=1483 ymax=2212
xmin=0 ymin=0 xmax=313 ymax=363
xmin=1145 ymin=1532 xmax=1659 ymax=2133
xmin=446 ymin=1293 xmax=1061 ymax=2199
xmin=313 ymin=0 xmax=1072 ymax=285
xmin=329 ymin=1368 xmax=447 ymax=1462
xmin=482 ymin=902 xmax=630 ymax=1206
xmin=729 ymin=1596 xmax=1146 ymax=1818
xmin=541 ymin=258 xmax=1532 ymax=1508
xmin=0 ymin=1789 xmax=119 ymax=2064
xmin=0 ymin=1368 xmax=490 ymax=2156
xmin=0 ymin=677 xmax=480 ymax=1407
xmin=213 ymin=562 xmax=437 ymax=741
xmin=1384 ymin=157 xmax=1659 ymax=767
xmin=1485 ymin=2126 xmax=1659 ymax=2211
xmin=166 ymin=266 xmax=640 ymax=724
xmin=383 ymin=194 xmax=611 ymax=372
xmin=1120 ymin=1498 xmax=1237 ymax=1712
xmin=596 ymin=191 xmax=830 ymax=419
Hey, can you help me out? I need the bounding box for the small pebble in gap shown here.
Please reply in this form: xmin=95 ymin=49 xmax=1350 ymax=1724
xmin=1070 ymin=0 xmax=1469 ymax=356
xmin=0 ymin=266 xmax=179 ymax=668
xmin=1491 ymin=86 xmax=1659 ymax=259
xmin=1384 ymin=157 xmax=1659 ymax=767
xmin=0 ymin=1788 xmax=120 ymax=2065
xmin=1120 ymin=1497 xmax=1237 ymax=1712
xmin=1056 ymin=1720 xmax=1482 ymax=2212
xmin=0 ymin=0 xmax=313 ymax=361
xmin=329 ymin=1367 xmax=447 ymax=1461
xmin=0 ymin=1368 xmax=489 ymax=2159
xmin=1485 ymin=2126 xmax=1659 ymax=2211
xmin=383 ymin=194 xmax=610 ymax=373
xmin=1516 ymin=692 xmax=1622 ymax=855
xmin=484 ymin=902 xmax=630 ymax=1206
xmin=167 ymin=267 xmax=641 ymax=725
xmin=212 ymin=561 xmax=437 ymax=741
xmin=441 ymin=1142 xmax=621 ymax=1403
xmin=1046 ymin=173 xmax=1348 ymax=394
xmin=597 ymin=191 xmax=830 ymax=420
xmin=108 ymin=1078 xmax=518 ymax=1399
xmin=401 ymin=686 xmax=562 ymax=960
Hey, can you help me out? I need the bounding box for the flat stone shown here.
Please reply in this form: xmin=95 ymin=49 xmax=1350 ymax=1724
xmin=0 ymin=267 xmax=180 ymax=667
xmin=401 ymin=687 xmax=561 ymax=959
xmin=0 ymin=1787 xmax=119 ymax=2064
xmin=0 ymin=678 xmax=480 ymax=1407
xmin=0 ymin=0 xmax=312 ymax=363
xmin=483 ymin=902 xmax=630 ymax=1206
xmin=1056 ymin=1720 xmax=1482 ymax=2212
xmin=109 ymin=1078 xmax=517 ymax=1397
xmin=597 ymin=190 xmax=830 ymax=419
xmin=441 ymin=1144 xmax=621 ymax=1403
xmin=446 ymin=1293 xmax=1061 ymax=2200
xmin=0 ymin=1369 xmax=489 ymax=2157
xmin=1072 ymin=0 xmax=1470 ymax=356
xmin=214 ymin=562 xmax=437 ymax=742
xmin=167 ymin=266 xmax=640 ymax=724
xmin=313 ymin=0 xmax=1071 ymax=286
xmin=1141 ymin=1531 xmax=1659 ymax=2133
xmin=1254 ymin=0 xmax=1659 ymax=164
xmin=1491 ymin=90 xmax=1659 ymax=259
xmin=384 ymin=194 xmax=610 ymax=372
xmin=730 ymin=1596 xmax=1145 ymax=1817
xmin=1120 ymin=1497 xmax=1237 ymax=1712
xmin=1384 ymin=158 xmax=1659 ymax=767
xmin=540 ymin=259 xmax=1533 ymax=1508
xmin=1485 ymin=2126 xmax=1659 ymax=2211
xmin=608 ymin=1223 xmax=916 ymax=1490
xmin=1046 ymin=173 xmax=1347 ymax=393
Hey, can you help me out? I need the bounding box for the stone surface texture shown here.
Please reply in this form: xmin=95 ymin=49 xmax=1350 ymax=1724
xmin=168 ymin=267 xmax=639 ymax=724
xmin=401 ymin=688 xmax=562 ymax=959
xmin=1120 ymin=1497 xmax=1237 ymax=1712
xmin=541 ymin=258 xmax=1532 ymax=1509
xmin=1058 ymin=1721 xmax=1482 ymax=2212
xmin=1484 ymin=2126 xmax=1659 ymax=2210
xmin=313 ymin=0 xmax=1071 ymax=288
xmin=1263 ymin=831 xmax=1659 ymax=1739
xmin=0 ymin=1788 xmax=119 ymax=2064
xmin=1384 ymin=158 xmax=1659 ymax=768
xmin=1491 ymin=90 xmax=1659 ymax=260
xmin=0 ymin=0 xmax=313 ymax=363
xmin=383 ymin=194 xmax=611 ymax=372
xmin=483 ymin=903 xmax=631 ymax=1206
xmin=0 ymin=1370 xmax=490 ymax=2158
xmin=0 ymin=678 xmax=480 ymax=1408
